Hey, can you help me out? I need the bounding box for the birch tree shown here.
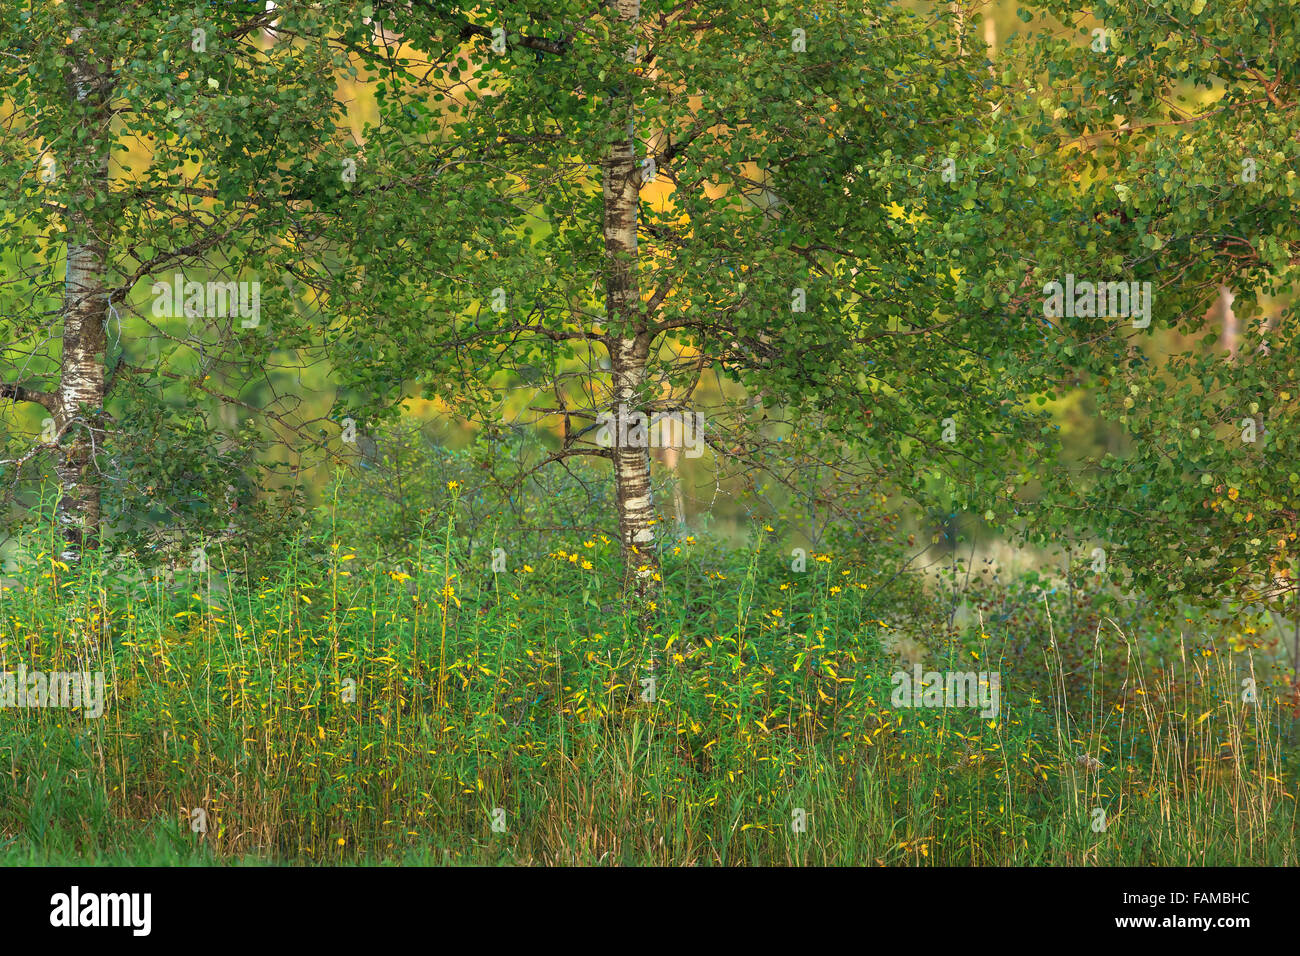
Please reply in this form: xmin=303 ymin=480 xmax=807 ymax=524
xmin=0 ymin=1 xmax=368 ymax=558
xmin=315 ymin=0 xmax=1055 ymax=594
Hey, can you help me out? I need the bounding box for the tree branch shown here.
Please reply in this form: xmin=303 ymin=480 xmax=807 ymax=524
xmin=0 ymin=383 xmax=56 ymax=410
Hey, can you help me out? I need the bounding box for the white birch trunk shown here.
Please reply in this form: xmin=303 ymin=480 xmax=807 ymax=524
xmin=56 ymin=14 xmax=113 ymax=560
xmin=603 ymin=0 xmax=658 ymax=591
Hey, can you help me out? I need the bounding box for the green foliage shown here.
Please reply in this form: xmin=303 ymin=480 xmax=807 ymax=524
xmin=1 ymin=494 xmax=1295 ymax=865
xmin=100 ymin=380 xmax=283 ymax=555
xmin=306 ymin=0 xmax=1063 ymax=545
xmin=2 ymin=0 xmax=1299 ymax=869
xmin=1007 ymin=0 xmax=1300 ymax=608
xmin=0 ymin=0 xmax=367 ymax=548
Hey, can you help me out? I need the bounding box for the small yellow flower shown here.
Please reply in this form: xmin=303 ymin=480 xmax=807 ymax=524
xmin=447 ymin=480 xmax=460 ymax=491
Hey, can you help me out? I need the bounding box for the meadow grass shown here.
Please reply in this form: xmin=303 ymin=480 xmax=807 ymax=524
xmin=1 ymin=492 xmax=1296 ymax=865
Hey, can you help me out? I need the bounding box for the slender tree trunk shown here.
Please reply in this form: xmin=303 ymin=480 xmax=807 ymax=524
xmin=603 ymin=0 xmax=658 ymax=593
xmin=661 ymin=444 xmax=687 ymax=529
xmin=57 ymin=13 xmax=113 ymax=561
xmin=950 ymin=2 xmax=967 ymax=57
xmin=1218 ymin=285 xmax=1238 ymax=360
xmin=608 ymin=338 xmax=659 ymax=586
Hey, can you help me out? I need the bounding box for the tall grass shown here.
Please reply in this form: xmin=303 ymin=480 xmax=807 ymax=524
xmin=0 ymin=490 xmax=1295 ymax=865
